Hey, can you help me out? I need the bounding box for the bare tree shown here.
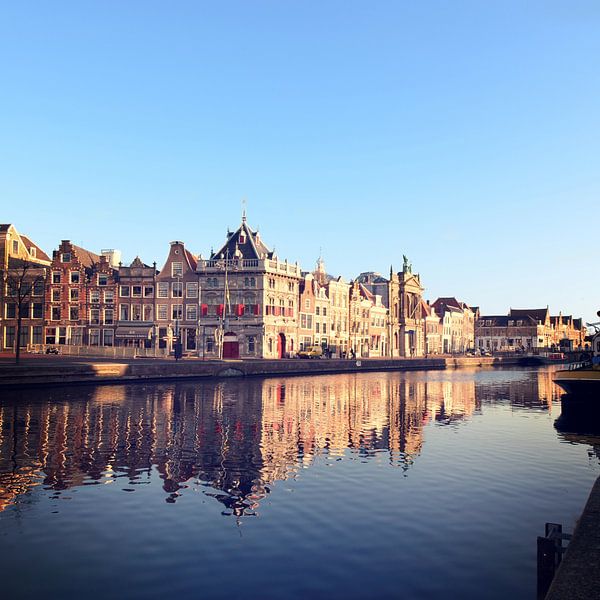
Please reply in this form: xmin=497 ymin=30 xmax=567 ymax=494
xmin=2 ymin=259 xmax=47 ymax=364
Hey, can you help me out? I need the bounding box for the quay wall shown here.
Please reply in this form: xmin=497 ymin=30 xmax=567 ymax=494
xmin=0 ymin=356 xmax=524 ymax=388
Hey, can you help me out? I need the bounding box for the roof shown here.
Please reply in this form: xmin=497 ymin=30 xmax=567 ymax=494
xmin=509 ymin=308 xmax=549 ymax=322
xmin=184 ymin=248 xmax=198 ymax=270
xmin=72 ymin=244 xmax=101 ymax=269
xmin=211 ymin=218 xmax=273 ymax=261
xmin=19 ymin=235 xmax=51 ymax=262
xmin=0 ymin=224 xmax=11 ymax=232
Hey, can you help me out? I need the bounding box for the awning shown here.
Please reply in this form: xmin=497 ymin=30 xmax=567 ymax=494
xmin=115 ymin=326 xmax=153 ymax=340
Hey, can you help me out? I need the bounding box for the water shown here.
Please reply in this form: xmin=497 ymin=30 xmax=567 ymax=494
xmin=0 ymin=367 xmax=598 ymax=599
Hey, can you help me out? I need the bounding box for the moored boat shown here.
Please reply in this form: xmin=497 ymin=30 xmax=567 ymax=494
xmin=554 ymin=317 xmax=600 ymax=396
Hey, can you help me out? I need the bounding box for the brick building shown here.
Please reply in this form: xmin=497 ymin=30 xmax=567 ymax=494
xmin=45 ymin=240 xmax=118 ymax=347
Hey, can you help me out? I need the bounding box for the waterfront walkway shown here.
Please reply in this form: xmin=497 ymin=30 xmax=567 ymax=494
xmin=0 ymin=354 xmax=523 ymax=387
xmin=546 ymin=476 xmax=600 ymax=599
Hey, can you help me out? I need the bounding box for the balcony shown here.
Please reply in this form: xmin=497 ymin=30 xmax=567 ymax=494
xmin=197 ymin=257 xmax=301 ymax=277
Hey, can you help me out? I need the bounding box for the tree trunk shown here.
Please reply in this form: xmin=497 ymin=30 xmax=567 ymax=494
xmin=15 ymin=311 xmax=22 ymax=365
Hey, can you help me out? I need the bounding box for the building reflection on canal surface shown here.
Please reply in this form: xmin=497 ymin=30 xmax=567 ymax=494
xmin=0 ymin=368 xmax=562 ymax=513
xmin=0 ymin=367 xmax=598 ymax=600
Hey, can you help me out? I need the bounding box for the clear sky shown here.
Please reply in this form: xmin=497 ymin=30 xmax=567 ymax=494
xmin=1 ymin=1 xmax=598 ymax=321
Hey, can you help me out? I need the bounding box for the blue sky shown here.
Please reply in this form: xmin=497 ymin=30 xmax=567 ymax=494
xmin=1 ymin=1 xmax=598 ymax=321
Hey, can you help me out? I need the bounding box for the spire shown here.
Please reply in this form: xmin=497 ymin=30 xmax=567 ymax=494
xmin=241 ymin=197 xmax=247 ymax=224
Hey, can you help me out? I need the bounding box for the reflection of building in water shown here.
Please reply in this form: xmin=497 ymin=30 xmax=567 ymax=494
xmin=0 ymin=374 xmax=480 ymax=515
xmin=473 ymin=369 xmax=561 ymax=410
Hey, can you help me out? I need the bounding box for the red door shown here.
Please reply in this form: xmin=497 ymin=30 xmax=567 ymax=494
xmin=222 ymin=332 xmax=240 ymax=359
xmin=277 ymin=333 xmax=286 ymax=359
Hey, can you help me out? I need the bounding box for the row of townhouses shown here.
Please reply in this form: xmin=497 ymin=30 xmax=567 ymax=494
xmin=0 ymin=220 xmax=589 ymax=359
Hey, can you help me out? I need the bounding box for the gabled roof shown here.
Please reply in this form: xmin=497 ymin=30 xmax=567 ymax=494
xmin=211 ymin=218 xmax=273 ymax=261
xmin=20 ymin=235 xmax=51 ymax=262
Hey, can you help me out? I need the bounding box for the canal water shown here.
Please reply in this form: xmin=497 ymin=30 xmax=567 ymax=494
xmin=0 ymin=367 xmax=598 ymax=599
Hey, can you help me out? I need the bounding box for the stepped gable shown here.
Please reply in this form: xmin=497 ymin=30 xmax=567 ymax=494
xmin=211 ymin=217 xmax=273 ymax=261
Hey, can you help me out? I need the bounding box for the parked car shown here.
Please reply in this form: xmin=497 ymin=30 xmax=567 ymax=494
xmin=297 ymin=345 xmax=323 ymax=359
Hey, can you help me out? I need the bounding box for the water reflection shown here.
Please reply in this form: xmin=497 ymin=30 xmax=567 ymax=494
xmin=0 ymin=369 xmax=560 ymax=515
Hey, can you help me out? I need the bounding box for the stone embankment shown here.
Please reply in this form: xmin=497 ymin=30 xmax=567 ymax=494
xmin=0 ymin=355 xmax=525 ymax=388
xmin=546 ymin=476 xmax=600 ymax=600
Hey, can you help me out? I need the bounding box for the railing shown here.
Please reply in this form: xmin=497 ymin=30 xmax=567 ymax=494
xmin=28 ymin=344 xmax=169 ymax=359
xmin=197 ymin=258 xmax=301 ymax=276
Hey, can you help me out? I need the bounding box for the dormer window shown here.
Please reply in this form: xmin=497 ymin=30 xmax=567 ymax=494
xmin=239 ymin=232 xmax=246 ymax=244
xmin=30 ymin=247 xmax=36 ymax=258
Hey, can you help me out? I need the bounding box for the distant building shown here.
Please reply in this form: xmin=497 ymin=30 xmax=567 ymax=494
xmin=476 ymin=308 xmax=553 ymax=352
xmin=431 ymin=297 xmax=475 ymax=353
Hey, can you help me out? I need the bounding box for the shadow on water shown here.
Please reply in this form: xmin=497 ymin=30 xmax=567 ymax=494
xmin=555 ymin=394 xmax=600 ymax=444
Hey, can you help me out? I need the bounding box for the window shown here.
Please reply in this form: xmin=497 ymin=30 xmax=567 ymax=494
xmin=104 ymin=290 xmax=114 ymax=303
xmin=70 ymin=288 xmax=79 ymax=302
xmin=157 ymin=282 xmax=169 ymax=298
xmin=248 ymin=336 xmax=255 ymax=353
xmin=158 ymin=305 xmax=168 ymax=320
xmin=130 ymin=304 xmax=141 ymax=321
xmin=143 ymin=305 xmax=153 ymax=321
xmin=323 ymin=308 xmax=327 ymax=317
xmin=70 ymin=271 xmax=80 ymax=284
xmin=186 ymin=304 xmax=198 ymax=321
xmin=104 ymin=309 xmax=114 ymax=325
xmin=51 ymin=289 xmax=61 ymax=302
xmin=172 ymin=304 xmax=183 ymax=320
xmin=61 ymin=252 xmax=71 ymax=263
xmin=132 ymin=285 xmax=142 ymax=297
xmin=250 ymin=277 xmax=256 ymax=287
xmin=51 ymin=307 xmax=61 ymax=321
xmin=12 ymin=240 xmax=19 ymax=254
xmin=33 ymin=280 xmax=44 ymax=296
xmin=98 ymin=274 xmax=108 ymax=286
xmin=144 ymin=286 xmax=154 ymax=297
xmin=69 ymin=306 xmax=79 ymax=321
xmin=103 ymin=330 xmax=114 ymax=347
xmin=316 ymin=323 xmax=320 ymax=333
xmin=33 ymin=326 xmax=43 ymax=344
xmin=89 ymin=329 xmax=100 ymax=346
xmin=52 ymin=272 xmax=61 ymax=284
xmin=172 ymin=262 xmax=183 ymax=277
xmin=90 ymin=290 xmax=100 ymax=303
xmin=288 ymin=282 xmax=294 ymax=292
xmin=90 ymin=309 xmax=100 ymax=325
xmin=19 ymin=325 xmax=28 ymax=347
xmin=120 ymin=285 xmax=130 ymax=297
xmin=30 ymin=247 xmax=36 ymax=258
xmin=172 ymin=282 xmax=183 ymax=298
xmin=305 ymin=299 xmax=310 ymax=310
xmin=33 ymin=303 xmax=43 ymax=319
xmin=120 ymin=304 xmax=129 ymax=320
xmin=5 ymin=326 xmax=15 ymax=348
xmin=5 ymin=303 xmax=16 ymax=318
xmin=206 ymin=337 xmax=214 ymax=352
xmin=186 ymin=282 xmax=198 ymax=298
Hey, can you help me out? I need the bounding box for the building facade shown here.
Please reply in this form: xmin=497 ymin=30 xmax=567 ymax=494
xmin=155 ymin=241 xmax=200 ymax=354
xmin=196 ymin=217 xmax=301 ymax=359
xmin=115 ymin=257 xmax=157 ymax=348
xmin=0 ymin=224 xmax=51 ymax=350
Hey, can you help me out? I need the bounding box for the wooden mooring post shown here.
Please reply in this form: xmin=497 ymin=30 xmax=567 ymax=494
xmin=537 ymin=522 xmax=572 ymax=599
